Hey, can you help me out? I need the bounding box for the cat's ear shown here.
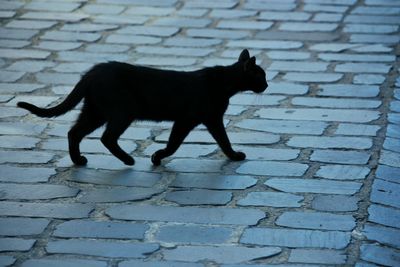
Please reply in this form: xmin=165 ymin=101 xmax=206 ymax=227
xmin=244 ymin=56 xmax=256 ymax=71
xmin=239 ymin=49 xmax=250 ymax=62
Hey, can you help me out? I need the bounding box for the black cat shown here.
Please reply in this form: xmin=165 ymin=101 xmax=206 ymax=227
xmin=18 ymin=49 xmax=268 ymax=166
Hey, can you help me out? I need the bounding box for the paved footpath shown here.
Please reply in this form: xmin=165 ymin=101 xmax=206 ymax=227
xmin=0 ymin=0 xmax=400 ymax=266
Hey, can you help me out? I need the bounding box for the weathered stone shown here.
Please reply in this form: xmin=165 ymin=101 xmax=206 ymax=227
xmin=67 ymin=168 xmax=160 ymax=188
xmin=371 ymin=179 xmax=400 ymax=208
xmin=21 ymin=11 xmax=89 ymax=21
xmin=0 ymin=201 xmax=93 ymax=219
xmin=266 ymin=178 xmax=362 ymax=195
xmin=119 ymin=260 xmax=201 ymax=267
xmin=288 ymin=136 xmax=372 ymax=149
xmin=236 ymin=119 xmax=327 ymax=135
xmin=136 ymin=46 xmax=213 ymax=57
xmin=316 ymin=165 xmax=370 ymax=180
xmin=292 ymin=97 xmax=381 ymax=109
xmin=46 ymin=239 xmax=159 ymax=258
xmin=241 ymin=228 xmax=351 ymax=249
xmin=172 ymin=174 xmax=257 ymax=189
xmin=318 ymin=84 xmax=379 ymax=98
xmin=166 ymin=159 xmax=225 ymax=173
xmin=25 ymin=2 xmax=80 ymax=12
xmin=311 ymin=150 xmax=370 ymax=164
xmin=156 ymin=225 xmax=233 ymax=244
xmin=54 ymin=220 xmax=148 ymax=239
xmin=236 ymin=161 xmax=308 ymax=177
xmin=368 ymin=204 xmax=400 ymax=228
xmin=106 ymin=205 xmax=265 ymax=225
xmin=235 ymin=146 xmax=299 ymax=161
xmin=0 ymin=238 xmax=35 ymax=252
xmin=0 ymin=136 xmax=39 ymax=149
xmin=79 ymin=187 xmax=162 ymax=203
xmin=21 ymin=259 xmax=107 ymax=267
xmin=280 ymin=22 xmax=338 ymax=31
xmin=163 ymin=245 xmax=281 ymax=264
xmin=153 ymin=17 xmax=211 ymax=27
xmin=360 ymin=244 xmax=400 ymax=267
xmin=276 ymin=211 xmax=355 ymax=231
xmin=228 ymin=40 xmax=303 ymax=50
xmin=0 ymin=218 xmax=49 ymax=236
xmin=217 ymin=20 xmax=273 ymax=30
xmin=335 ymin=124 xmax=380 ymax=136
xmin=267 ymin=82 xmax=309 ymax=95
xmin=354 ymin=74 xmax=385 ymax=85
xmin=363 ymin=224 xmax=400 ymax=249
xmin=0 ymin=150 xmax=53 ymax=164
xmin=319 ymin=52 xmax=395 ymax=62
xmin=166 ymin=189 xmax=232 ymax=205
xmin=230 ymin=94 xmax=285 ymax=105
xmin=379 ymin=150 xmax=400 ymax=168
xmin=312 ymin=195 xmax=359 ymax=212
xmin=259 ymin=11 xmax=311 ymax=21
xmin=0 ymin=183 xmax=78 ymax=200
xmin=336 ymin=63 xmax=391 ymax=74
xmin=144 ymin=143 xmax=216 ymax=158
xmin=0 ymin=256 xmax=15 ymax=267
xmin=238 ymin=192 xmax=303 ymax=207
xmin=0 ymin=166 xmax=55 ymax=183
xmin=376 ymin=165 xmax=400 ymax=184
xmin=284 ymin=72 xmax=343 ymax=82
xmin=289 ymin=249 xmax=347 ymax=264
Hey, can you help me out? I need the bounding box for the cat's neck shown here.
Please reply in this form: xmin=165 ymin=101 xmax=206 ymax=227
xmin=207 ymin=63 xmax=245 ymax=98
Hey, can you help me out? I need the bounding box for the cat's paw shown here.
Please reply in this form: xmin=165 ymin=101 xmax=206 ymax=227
xmin=151 ymin=153 xmax=162 ymax=166
xmin=229 ymin=151 xmax=246 ymax=161
xmin=123 ymin=156 xmax=135 ymax=166
xmin=73 ymin=155 xmax=88 ymax=166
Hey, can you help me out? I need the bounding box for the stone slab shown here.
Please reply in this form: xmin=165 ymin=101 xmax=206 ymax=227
xmin=172 ymin=174 xmax=257 ymax=190
xmin=0 ymin=218 xmax=49 ymax=236
xmin=236 ymin=161 xmax=308 ymax=177
xmin=312 ymin=195 xmax=359 ymax=212
xmin=165 ymin=189 xmax=232 ymax=205
xmin=238 ymin=192 xmax=303 ymax=207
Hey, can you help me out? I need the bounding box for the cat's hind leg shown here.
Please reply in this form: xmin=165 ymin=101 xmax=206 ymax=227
xmin=101 ymin=116 xmax=134 ymax=165
xmin=151 ymin=121 xmax=198 ymax=165
xmin=68 ymin=108 xmax=105 ymax=165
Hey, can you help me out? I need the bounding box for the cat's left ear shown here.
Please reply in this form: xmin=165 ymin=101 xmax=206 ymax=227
xmin=239 ymin=49 xmax=250 ymax=62
xmin=244 ymin=56 xmax=256 ymax=71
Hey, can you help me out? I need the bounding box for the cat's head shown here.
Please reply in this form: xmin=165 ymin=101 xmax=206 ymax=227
xmin=238 ymin=49 xmax=268 ymax=93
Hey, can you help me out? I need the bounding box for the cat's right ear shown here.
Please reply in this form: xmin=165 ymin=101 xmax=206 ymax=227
xmin=239 ymin=49 xmax=250 ymax=62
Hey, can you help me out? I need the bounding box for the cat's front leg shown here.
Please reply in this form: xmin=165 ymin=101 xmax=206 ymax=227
xmin=204 ymin=118 xmax=246 ymax=161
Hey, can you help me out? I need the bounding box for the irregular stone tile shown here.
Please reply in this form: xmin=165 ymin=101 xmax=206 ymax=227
xmin=230 ymin=94 xmax=285 ymax=105
xmin=236 ymin=161 xmax=308 ymax=177
xmin=314 ymin=13 xmax=343 ymax=22
xmin=85 ymin=44 xmax=129 ymax=53
xmin=117 ymin=25 xmax=179 ymax=37
xmin=276 ymin=211 xmax=355 ymax=231
xmin=241 ymin=228 xmax=350 ymax=249
xmin=0 ymin=256 xmax=15 ymax=267
xmin=67 ymin=168 xmax=161 ymax=187
xmin=184 ymin=0 xmax=237 ymax=8
xmin=0 ymin=218 xmax=49 ymax=236
xmin=163 ymin=245 xmax=281 ymax=264
xmin=319 ymin=53 xmax=395 ymax=62
xmin=35 ymin=41 xmax=82 ymax=51
xmin=187 ymin=28 xmax=250 ymax=39
xmin=352 ymin=6 xmax=400 ymax=15
xmin=0 ymin=238 xmax=35 ymax=252
xmin=227 ymin=40 xmax=303 ymax=50
xmin=0 ymin=183 xmax=79 ymax=200
xmin=265 ymin=178 xmax=362 ymax=195
xmin=368 ymin=204 xmax=400 ymax=228
xmin=267 ymin=51 xmax=310 ymax=60
xmin=0 ymin=150 xmax=53 ymax=164
xmin=0 ymin=136 xmax=39 ymax=149
xmin=280 ymin=22 xmax=338 ymax=31
xmin=270 ymin=61 xmax=328 ymax=72
xmin=106 ymin=205 xmax=265 ymax=225
xmin=387 ymin=124 xmax=400 ymax=139
xmin=120 ymin=260 xmax=202 ymax=267
xmin=166 ymin=189 xmax=232 ymax=205
xmin=7 ymin=60 xmax=55 ymax=72
xmin=21 ymin=259 xmax=107 ymax=267
xmin=235 ymin=146 xmax=299 ymax=161
xmin=288 ymin=136 xmax=372 ymax=149
xmin=257 ymin=108 xmax=380 ymax=123
xmin=36 ymin=72 xmax=79 ymax=85
xmin=46 ymin=239 xmax=159 ymax=258
xmin=360 ymin=243 xmax=400 ymax=267
xmin=217 ymin=20 xmax=273 ymax=30
xmin=289 ymin=249 xmax=346 ymax=264
xmin=21 ymin=12 xmax=89 ymax=22
xmin=24 ymin=2 xmax=80 ymax=12
xmin=311 ymin=150 xmax=370 ymax=164
xmin=363 ymin=224 xmax=400 ymax=249
xmin=267 ymin=82 xmax=309 ymax=95
xmin=376 ymin=165 xmax=400 ymax=184
xmin=54 ymin=220 xmax=148 ymax=239
xmin=156 ymin=225 xmax=233 ymax=244
xmin=238 ymin=192 xmax=303 ymax=207
xmin=153 ymin=17 xmax=211 ymax=27
xmin=0 ymin=48 xmax=49 ymax=59
xmin=125 ymin=6 xmax=175 ymax=16
xmin=79 ymin=187 xmax=162 ymax=203
xmin=0 ymin=166 xmax=55 ymax=183
xmin=236 ymin=119 xmax=327 ymax=135
xmin=351 ymin=33 xmax=400 ymax=44
xmin=354 ymin=74 xmax=385 ymax=85
xmin=172 ymin=174 xmax=257 ymax=190
xmin=176 ymin=8 xmax=208 ymax=17
xmin=304 ymin=4 xmax=348 ymax=13
xmin=0 ymin=70 xmax=24 ymax=82
xmin=91 ymin=14 xmax=148 ymax=25
xmin=166 ymin=159 xmax=225 ymax=173
xmin=379 ymin=150 xmax=400 ymax=168
xmin=83 ymin=4 xmax=125 ymax=14
xmin=259 ymin=11 xmax=311 ymax=21
xmin=335 ymin=124 xmax=380 ymax=136
xmin=7 ymin=95 xmax=59 ymax=108
xmin=210 ymin=9 xmax=257 ymax=18
xmin=283 ymin=72 xmax=342 ymax=82
xmin=371 ymin=179 xmax=400 ymax=208
xmin=244 ymin=2 xmax=296 ymax=10
xmin=0 ymin=201 xmax=93 ymax=219
xmin=164 ymin=37 xmax=222 ymax=47
xmin=312 ymin=195 xmax=359 ymax=212
xmin=135 ymin=56 xmax=196 ymax=67
xmin=316 ymin=165 xmax=370 ymax=180
xmin=144 ymin=143 xmax=216 ymax=158
xmin=136 ymin=46 xmax=213 ymax=57
xmin=336 ymin=63 xmax=391 ymax=74
xmin=0 ymin=28 xmax=38 ymax=40
xmin=318 ymin=84 xmax=379 ymax=98
xmin=292 ymin=97 xmax=381 ymax=109
xmin=57 ymin=51 xmax=130 ymax=63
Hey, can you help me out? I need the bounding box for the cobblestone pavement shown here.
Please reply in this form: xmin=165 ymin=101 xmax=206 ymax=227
xmin=0 ymin=0 xmax=400 ymax=266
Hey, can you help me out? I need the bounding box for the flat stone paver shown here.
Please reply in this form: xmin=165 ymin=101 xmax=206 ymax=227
xmin=1 ymin=0 xmax=399 ymax=266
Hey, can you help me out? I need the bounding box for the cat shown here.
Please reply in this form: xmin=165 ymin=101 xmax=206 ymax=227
xmin=17 ymin=49 xmax=268 ymax=166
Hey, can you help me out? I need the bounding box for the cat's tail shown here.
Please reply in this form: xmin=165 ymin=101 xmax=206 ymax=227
xmin=17 ymin=78 xmax=87 ymax=118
